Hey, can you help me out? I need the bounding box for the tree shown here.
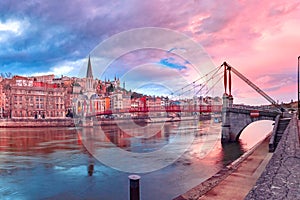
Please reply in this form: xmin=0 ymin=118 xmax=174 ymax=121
xmin=106 ymin=83 xmax=114 ymax=93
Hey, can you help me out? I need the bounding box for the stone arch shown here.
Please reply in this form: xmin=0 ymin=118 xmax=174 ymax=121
xmin=235 ymin=119 xmax=274 ymax=141
xmin=222 ymin=107 xmax=278 ymax=142
xmin=236 ymin=119 xmax=275 ymax=146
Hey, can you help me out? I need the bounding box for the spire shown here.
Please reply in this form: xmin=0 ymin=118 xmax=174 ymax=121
xmin=86 ymin=55 xmax=93 ymax=78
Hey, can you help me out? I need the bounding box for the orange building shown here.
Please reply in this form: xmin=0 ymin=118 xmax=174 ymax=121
xmin=105 ymin=96 xmax=110 ymax=111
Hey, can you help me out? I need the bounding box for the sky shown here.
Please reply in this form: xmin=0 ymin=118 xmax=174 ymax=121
xmin=0 ymin=0 xmax=299 ymax=105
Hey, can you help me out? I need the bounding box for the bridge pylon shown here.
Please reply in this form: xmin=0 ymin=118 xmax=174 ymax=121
xmin=221 ymin=93 xmax=234 ymax=142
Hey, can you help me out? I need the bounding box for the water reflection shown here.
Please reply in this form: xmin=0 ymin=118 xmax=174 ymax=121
xmin=0 ymin=128 xmax=78 ymax=153
xmin=87 ymin=154 xmax=95 ymax=176
xmin=0 ymin=120 xmax=272 ymax=200
xmin=221 ymin=141 xmax=245 ymax=166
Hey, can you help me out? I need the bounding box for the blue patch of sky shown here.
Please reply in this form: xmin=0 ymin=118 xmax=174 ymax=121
xmin=158 ymin=57 xmax=187 ymax=70
xmin=134 ymin=83 xmax=172 ymax=96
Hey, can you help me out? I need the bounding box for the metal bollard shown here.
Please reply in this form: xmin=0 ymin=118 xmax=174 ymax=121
xmin=128 ymin=175 xmax=140 ymax=200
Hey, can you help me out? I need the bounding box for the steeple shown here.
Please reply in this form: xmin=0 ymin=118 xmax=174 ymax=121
xmin=86 ymin=55 xmax=93 ymax=78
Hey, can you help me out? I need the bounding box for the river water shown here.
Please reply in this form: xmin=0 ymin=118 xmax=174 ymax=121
xmin=0 ymin=119 xmax=273 ymax=200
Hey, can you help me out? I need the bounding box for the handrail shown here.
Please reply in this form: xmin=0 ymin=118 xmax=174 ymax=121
xmin=269 ymin=114 xmax=281 ymax=152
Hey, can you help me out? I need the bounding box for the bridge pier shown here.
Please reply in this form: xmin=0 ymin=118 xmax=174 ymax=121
xmin=221 ymin=94 xmax=278 ymax=143
xmin=222 ymin=94 xmax=234 ymax=142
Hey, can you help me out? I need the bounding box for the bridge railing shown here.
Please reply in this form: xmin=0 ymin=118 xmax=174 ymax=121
xmin=231 ymin=104 xmax=279 ymax=112
xmin=82 ymin=104 xmax=222 ymax=117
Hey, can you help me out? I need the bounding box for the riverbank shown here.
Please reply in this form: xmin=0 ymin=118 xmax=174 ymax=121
xmin=245 ymin=115 xmax=299 ymax=199
xmin=0 ymin=116 xmax=201 ymax=128
xmin=0 ymin=118 xmax=75 ymax=128
xmin=174 ymin=134 xmax=272 ymax=200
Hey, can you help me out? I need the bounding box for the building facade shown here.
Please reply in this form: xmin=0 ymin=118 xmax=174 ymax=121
xmin=0 ymin=78 xmax=5 ymax=118
xmin=1 ymin=76 xmax=67 ymax=119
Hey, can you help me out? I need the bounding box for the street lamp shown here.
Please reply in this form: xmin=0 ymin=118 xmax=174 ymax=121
xmin=298 ymin=56 xmax=300 ymax=120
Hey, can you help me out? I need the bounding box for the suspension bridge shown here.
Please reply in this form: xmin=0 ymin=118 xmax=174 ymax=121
xmin=81 ymin=62 xmax=283 ymax=142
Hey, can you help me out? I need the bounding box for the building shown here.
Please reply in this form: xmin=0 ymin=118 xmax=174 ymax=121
xmin=0 ymin=78 xmax=5 ymax=118
xmin=110 ymin=92 xmax=123 ymax=111
xmin=96 ymin=77 xmax=121 ymax=96
xmin=1 ymin=75 xmax=67 ymax=119
xmin=73 ymin=56 xmax=103 ymax=117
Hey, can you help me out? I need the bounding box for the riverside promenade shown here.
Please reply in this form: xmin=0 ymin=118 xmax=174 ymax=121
xmin=246 ymin=115 xmax=300 ymax=199
xmin=175 ymin=114 xmax=299 ymax=200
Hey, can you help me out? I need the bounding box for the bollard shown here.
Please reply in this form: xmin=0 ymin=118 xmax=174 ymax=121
xmin=128 ymin=175 xmax=140 ymax=200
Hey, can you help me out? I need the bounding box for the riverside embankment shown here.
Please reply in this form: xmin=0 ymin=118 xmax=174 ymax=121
xmin=246 ymin=115 xmax=300 ymax=199
xmin=0 ymin=118 xmax=75 ymax=127
xmin=174 ymin=134 xmax=272 ymax=200
xmin=175 ymin=114 xmax=299 ymax=200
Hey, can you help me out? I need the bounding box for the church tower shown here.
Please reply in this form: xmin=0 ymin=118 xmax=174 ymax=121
xmin=85 ymin=55 xmax=94 ymax=99
xmin=86 ymin=56 xmax=93 ymax=90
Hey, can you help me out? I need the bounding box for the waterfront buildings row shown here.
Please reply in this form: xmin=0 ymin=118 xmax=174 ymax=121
xmin=0 ymin=57 xmax=222 ymax=119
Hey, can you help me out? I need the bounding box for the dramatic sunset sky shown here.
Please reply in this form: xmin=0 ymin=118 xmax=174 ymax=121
xmin=0 ymin=0 xmax=299 ymax=105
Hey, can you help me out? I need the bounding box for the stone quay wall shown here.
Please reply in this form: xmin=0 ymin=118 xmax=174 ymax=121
xmin=245 ymin=114 xmax=300 ymax=200
xmin=0 ymin=118 xmax=75 ymax=127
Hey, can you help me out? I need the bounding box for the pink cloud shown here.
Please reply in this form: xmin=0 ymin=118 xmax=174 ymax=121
xmin=182 ymin=0 xmax=300 ymax=104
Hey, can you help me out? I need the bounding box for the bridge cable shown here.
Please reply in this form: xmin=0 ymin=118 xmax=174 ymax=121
xmin=203 ymin=74 xmax=224 ymax=96
xmin=173 ymin=69 xmax=223 ymax=97
xmin=194 ymin=70 xmax=224 ymax=96
xmin=171 ymin=65 xmax=222 ymax=95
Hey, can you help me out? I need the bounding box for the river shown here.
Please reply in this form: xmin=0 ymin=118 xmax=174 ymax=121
xmin=0 ymin=119 xmax=273 ymax=200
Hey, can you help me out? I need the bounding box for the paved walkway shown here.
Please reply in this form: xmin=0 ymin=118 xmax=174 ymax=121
xmin=198 ymin=136 xmax=272 ymax=200
xmin=175 ymin=135 xmax=272 ymax=200
xmin=245 ymin=116 xmax=300 ymax=199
